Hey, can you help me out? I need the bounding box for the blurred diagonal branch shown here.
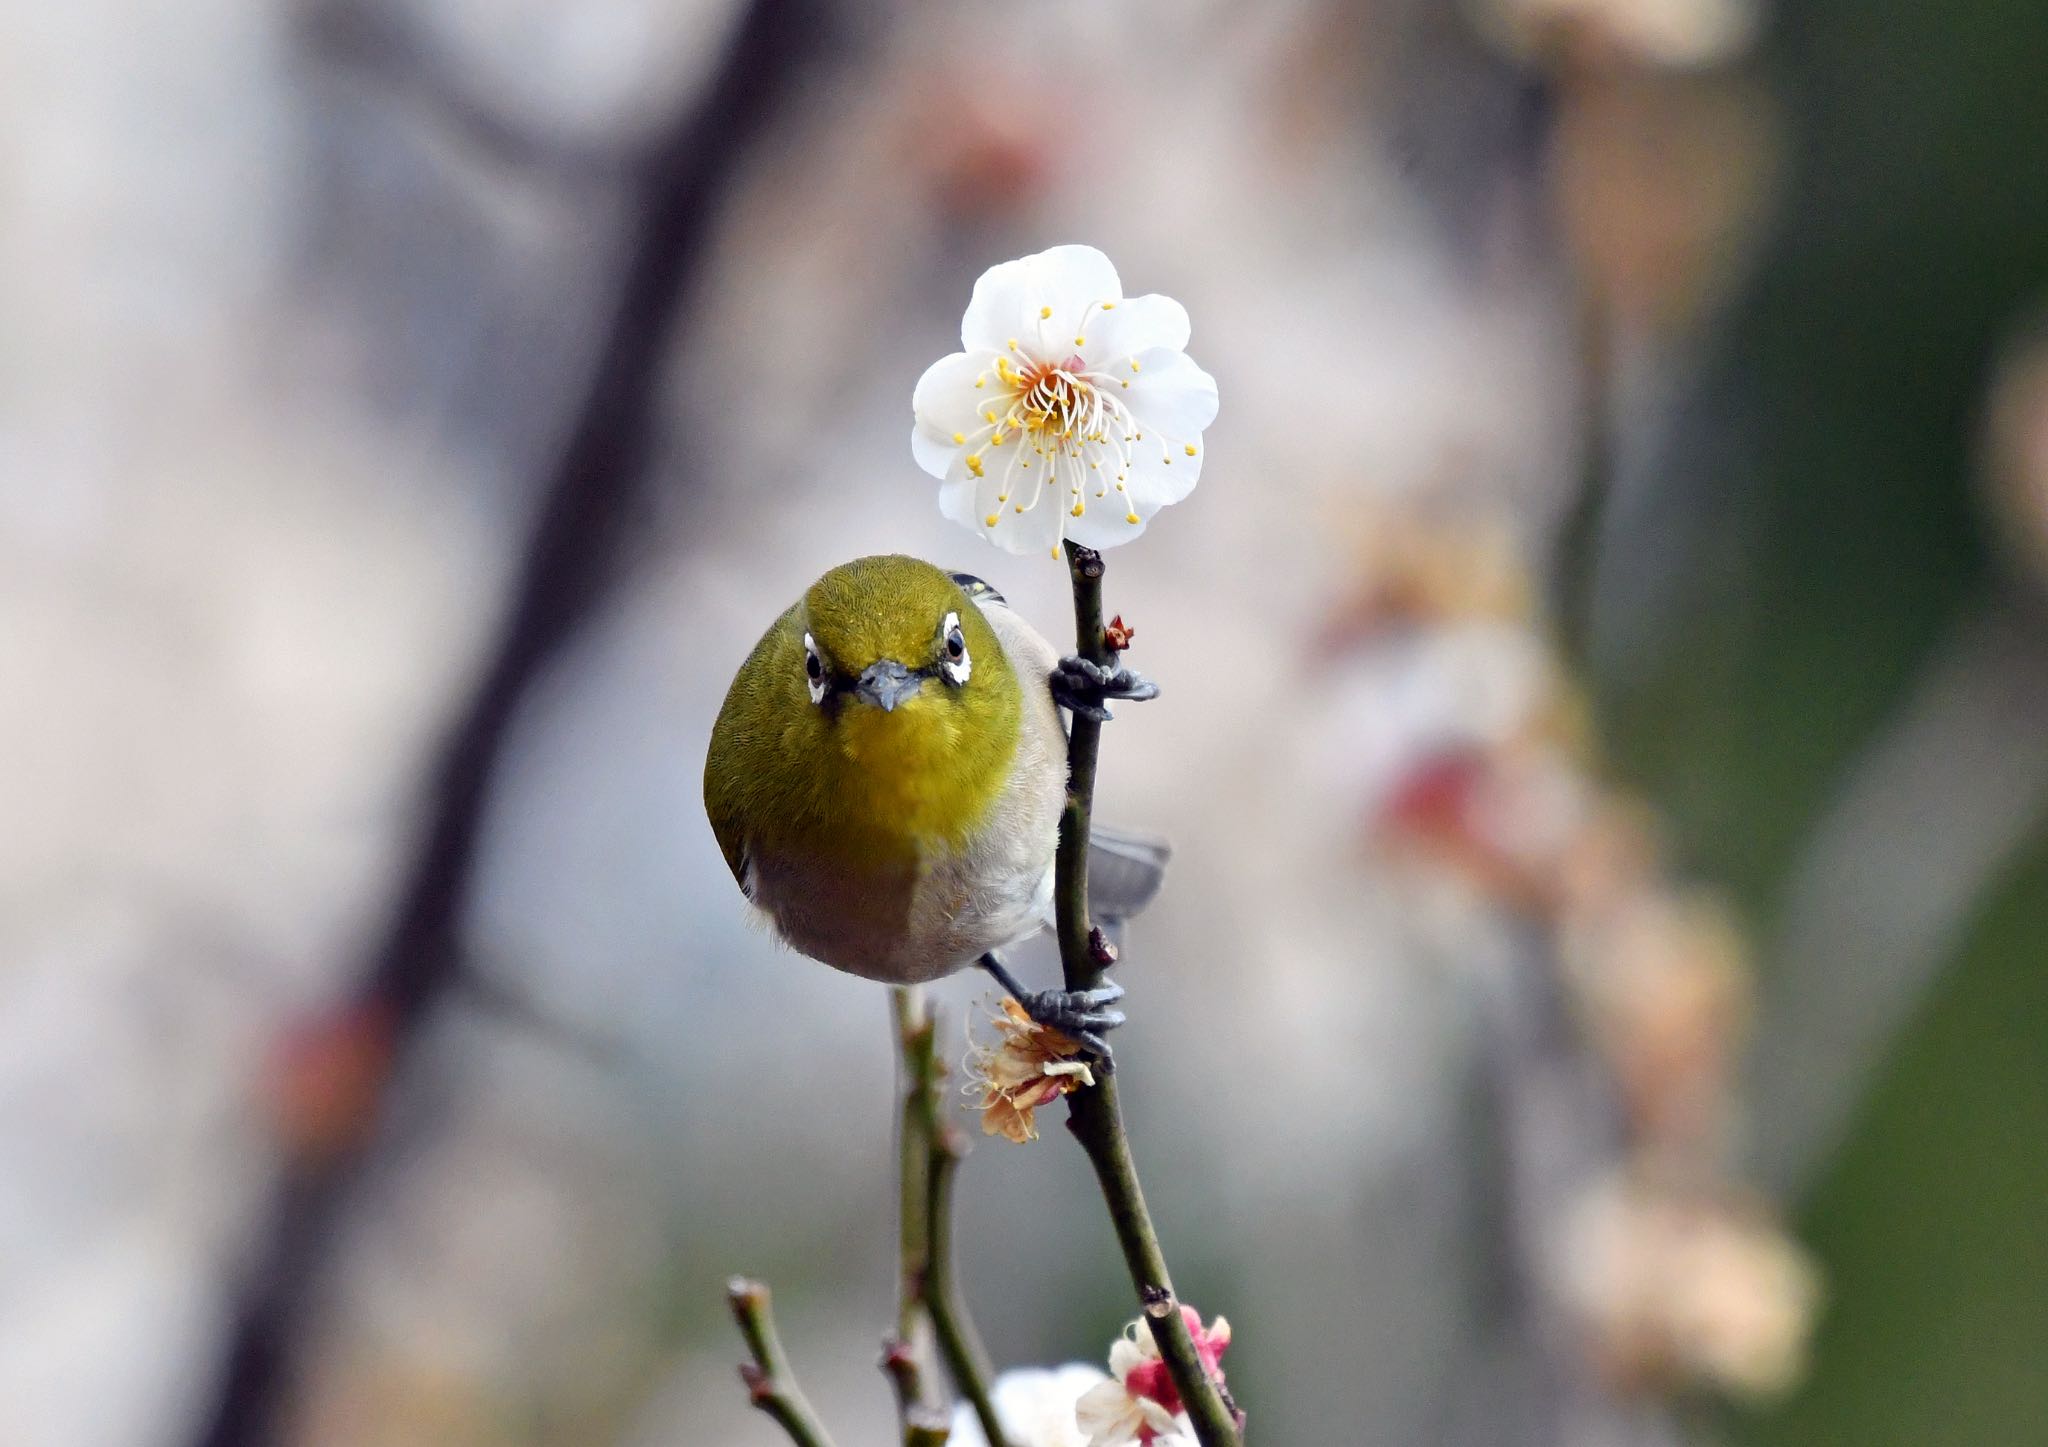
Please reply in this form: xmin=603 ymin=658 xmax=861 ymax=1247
xmin=186 ymin=3 xmax=830 ymax=1444
xmin=1750 ymin=600 xmax=2048 ymax=1198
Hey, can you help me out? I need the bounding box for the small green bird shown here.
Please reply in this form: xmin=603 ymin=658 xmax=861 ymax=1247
xmin=704 ymin=555 xmax=1164 ymax=1051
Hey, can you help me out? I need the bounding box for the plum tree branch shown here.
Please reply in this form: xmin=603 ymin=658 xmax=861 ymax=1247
xmin=894 ymin=987 xmax=1008 ymax=1447
xmin=1055 ymin=541 xmax=1244 ymax=1447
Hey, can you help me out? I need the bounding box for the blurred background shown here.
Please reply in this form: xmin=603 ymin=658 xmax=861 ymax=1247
xmin=4 ymin=0 xmax=2045 ymax=1443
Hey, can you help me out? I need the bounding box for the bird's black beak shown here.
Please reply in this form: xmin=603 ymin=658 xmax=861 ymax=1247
xmin=855 ymin=659 xmax=924 ymax=712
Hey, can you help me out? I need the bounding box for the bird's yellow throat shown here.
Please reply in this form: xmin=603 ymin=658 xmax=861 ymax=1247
xmin=821 ymin=686 xmax=1018 ymax=858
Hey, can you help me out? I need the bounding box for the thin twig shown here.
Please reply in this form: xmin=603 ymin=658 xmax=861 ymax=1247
xmin=888 ymin=987 xmax=939 ymax=1431
xmin=895 ymin=989 xmax=1010 ymax=1447
xmin=727 ymin=1278 xmax=840 ymax=1447
xmin=924 ymin=1123 xmax=1006 ymax=1446
xmin=1054 ymin=541 xmax=1244 ymax=1447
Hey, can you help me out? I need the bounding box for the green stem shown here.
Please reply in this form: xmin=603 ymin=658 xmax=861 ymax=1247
xmin=890 ymin=987 xmax=938 ymax=1431
xmin=1055 ymin=541 xmax=1243 ymax=1447
xmin=924 ymin=1126 xmax=1007 ymax=1447
xmin=895 ymin=990 xmax=1010 ymax=1447
xmin=725 ymin=1278 xmax=839 ymax=1447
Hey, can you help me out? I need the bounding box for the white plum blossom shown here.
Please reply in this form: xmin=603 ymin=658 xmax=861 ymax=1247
xmin=913 ymin=244 xmax=1219 ymax=557
xmin=946 ymin=1364 xmax=1121 ymax=1447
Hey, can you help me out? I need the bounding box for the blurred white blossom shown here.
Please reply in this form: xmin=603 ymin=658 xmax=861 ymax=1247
xmin=1563 ymin=1176 xmax=1820 ymax=1399
xmin=913 ymin=244 xmax=1218 ymax=557
xmin=948 ymin=1364 xmax=1114 ymax=1447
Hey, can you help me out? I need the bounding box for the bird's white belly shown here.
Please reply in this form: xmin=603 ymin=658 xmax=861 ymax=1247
xmin=751 ymin=824 xmax=1057 ymax=985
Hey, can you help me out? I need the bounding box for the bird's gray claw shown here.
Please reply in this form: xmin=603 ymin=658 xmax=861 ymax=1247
xmin=1051 ymin=656 xmax=1159 ymax=722
xmin=1018 ymin=981 xmax=1126 ymax=1067
xmin=977 ymin=955 xmax=1126 ymax=1068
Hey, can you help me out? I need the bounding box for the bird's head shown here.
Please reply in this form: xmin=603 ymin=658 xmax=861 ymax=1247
xmin=791 ymin=555 xmax=1023 ymax=840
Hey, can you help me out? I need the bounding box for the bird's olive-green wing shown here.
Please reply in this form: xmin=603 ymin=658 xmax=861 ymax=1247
xmin=703 ymin=602 xmax=805 ymax=897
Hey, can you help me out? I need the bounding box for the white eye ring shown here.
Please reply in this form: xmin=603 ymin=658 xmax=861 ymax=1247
xmin=803 ymin=632 xmax=828 ymax=704
xmin=939 ymin=611 xmax=971 ymax=685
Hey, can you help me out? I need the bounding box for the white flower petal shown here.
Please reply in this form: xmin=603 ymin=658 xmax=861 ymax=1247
xmin=1068 ymin=498 xmax=1151 ymax=550
xmin=1122 ymin=349 xmax=1220 ymax=441
xmin=913 ymin=350 xmax=996 ymax=457
xmin=1083 ymin=292 xmax=1190 ymax=363
xmin=937 ymin=471 xmax=983 ymax=531
xmin=963 ymin=244 xmax=1123 ymax=354
xmin=1075 ymin=1382 xmax=1147 ymax=1446
xmin=992 ymin=495 xmax=1068 ymax=558
xmin=913 ymin=424 xmax=963 ymax=480
xmin=951 ymin=1365 xmax=1110 ymax=1447
xmin=1107 ymin=1335 xmax=1148 ymax=1379
xmin=1119 ymin=438 xmax=1203 ymax=512
xmin=1138 ymin=1399 xmax=1183 ymax=1435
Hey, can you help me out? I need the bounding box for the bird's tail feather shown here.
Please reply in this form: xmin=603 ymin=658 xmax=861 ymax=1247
xmin=1087 ymin=824 xmax=1172 ymax=922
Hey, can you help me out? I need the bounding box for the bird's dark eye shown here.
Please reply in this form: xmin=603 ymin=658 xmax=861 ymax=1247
xmin=938 ymin=611 xmax=971 ymax=685
xmin=802 ymin=632 xmax=829 ymax=703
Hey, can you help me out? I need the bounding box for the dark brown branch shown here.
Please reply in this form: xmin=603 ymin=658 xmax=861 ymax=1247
xmin=1054 ymin=541 xmax=1244 ymax=1447
xmin=183 ymin=4 xmax=828 ymax=1445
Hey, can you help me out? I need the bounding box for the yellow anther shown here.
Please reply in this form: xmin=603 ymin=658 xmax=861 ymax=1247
xmin=1016 ymin=503 xmax=1027 ymax=513
xmin=1185 ymin=444 xmax=1198 ymax=456
xmin=952 ymin=431 xmax=966 ymax=445
xmin=1101 ymin=301 xmax=1115 ymax=310
xmin=1125 ymin=512 xmax=1141 ymax=524
xmin=1129 ymin=358 xmax=1142 ymax=372
xmin=966 ymin=453 xmax=985 ymax=477
xmin=1121 ymin=380 xmax=1130 ymax=389
xmin=991 ymin=431 xmax=1006 ymax=446
xmin=1039 ymin=305 xmax=1052 ymax=319
xmin=1007 ymin=338 xmax=1018 ymax=350
xmin=1074 ymin=336 xmax=1087 ymax=347
xmin=974 ymin=377 xmax=986 ymax=389
xmin=985 ymin=513 xmax=999 ymax=527
xmin=1071 ymin=502 xmax=1084 ymax=517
